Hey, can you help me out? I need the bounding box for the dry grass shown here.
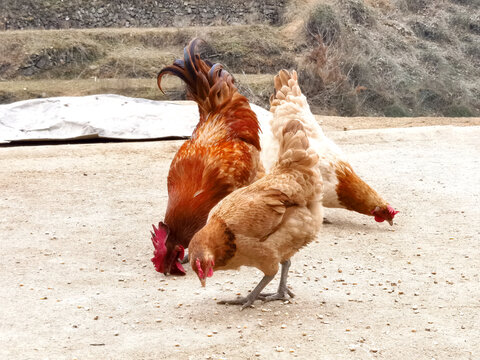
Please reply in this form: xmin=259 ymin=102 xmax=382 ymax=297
xmin=294 ymin=0 xmax=479 ymax=116
xmin=0 ymin=74 xmax=273 ymax=105
xmin=0 ymin=26 xmax=281 ymax=106
xmin=1 ymin=2 xmax=479 ymax=116
xmin=0 ymin=25 xmax=293 ymax=79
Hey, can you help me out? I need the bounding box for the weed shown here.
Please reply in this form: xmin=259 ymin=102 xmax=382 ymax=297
xmin=383 ymin=104 xmax=411 ymax=117
xmin=443 ymin=105 xmax=476 ymax=117
xmin=417 ymin=88 xmax=446 ymax=113
xmin=342 ymin=0 xmax=376 ymax=25
xmin=448 ymin=0 xmax=480 ymax=6
xmin=398 ymin=0 xmax=428 ymax=13
xmin=410 ymin=21 xmax=450 ymax=43
xmin=305 ymin=4 xmax=341 ymax=45
xmin=449 ymin=13 xmax=480 ymax=34
xmin=465 ymin=43 xmax=480 ymax=61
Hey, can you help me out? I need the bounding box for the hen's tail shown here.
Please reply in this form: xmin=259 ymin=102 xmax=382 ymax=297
xmin=158 ymin=39 xmax=260 ymax=149
xmin=274 ymin=119 xmax=322 ymax=207
xmin=276 ymin=120 xmax=318 ymax=172
xmin=269 ymin=70 xmax=322 ymax=140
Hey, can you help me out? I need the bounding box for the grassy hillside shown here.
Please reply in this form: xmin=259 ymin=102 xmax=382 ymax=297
xmin=0 ymin=26 xmax=291 ymax=106
xmin=292 ymin=0 xmax=480 ymax=116
xmin=0 ymin=0 xmax=479 ymax=116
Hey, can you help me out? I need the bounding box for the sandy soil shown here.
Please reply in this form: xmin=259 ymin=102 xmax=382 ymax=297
xmin=1 ymin=121 xmax=479 ymax=360
xmin=319 ymin=115 xmax=480 ymax=131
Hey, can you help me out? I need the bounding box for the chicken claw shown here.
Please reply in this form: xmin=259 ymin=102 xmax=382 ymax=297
xmin=258 ymin=260 xmax=295 ymax=302
xmin=258 ymin=288 xmax=295 ymax=302
xmin=217 ymin=275 xmax=275 ymax=310
xmin=217 ymin=296 xmax=256 ymax=310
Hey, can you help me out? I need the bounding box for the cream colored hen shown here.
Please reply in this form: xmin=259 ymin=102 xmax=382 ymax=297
xmin=263 ymin=70 xmax=398 ymax=225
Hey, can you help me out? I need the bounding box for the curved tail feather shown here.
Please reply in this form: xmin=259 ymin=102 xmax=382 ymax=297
xmin=157 ymin=38 xmax=260 ymax=150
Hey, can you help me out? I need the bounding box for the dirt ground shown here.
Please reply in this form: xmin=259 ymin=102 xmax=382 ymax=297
xmin=1 ymin=118 xmax=479 ymax=359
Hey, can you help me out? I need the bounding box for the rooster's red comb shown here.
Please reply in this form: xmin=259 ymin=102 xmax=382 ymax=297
xmin=151 ymin=222 xmax=169 ymax=273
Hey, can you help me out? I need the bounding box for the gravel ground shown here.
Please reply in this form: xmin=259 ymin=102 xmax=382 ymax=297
xmin=1 ymin=123 xmax=479 ymax=360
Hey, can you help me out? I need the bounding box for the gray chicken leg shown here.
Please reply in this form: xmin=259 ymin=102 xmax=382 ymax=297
xmin=258 ymin=260 xmax=295 ymax=301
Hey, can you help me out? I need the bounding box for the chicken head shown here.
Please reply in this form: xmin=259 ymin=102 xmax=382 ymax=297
xmin=371 ymin=205 xmax=399 ymax=226
xmin=151 ymin=222 xmax=186 ymax=275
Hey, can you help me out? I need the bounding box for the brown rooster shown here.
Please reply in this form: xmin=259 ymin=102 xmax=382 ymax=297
xmin=189 ymin=118 xmax=323 ymax=309
xmin=151 ymin=39 xmax=263 ymax=275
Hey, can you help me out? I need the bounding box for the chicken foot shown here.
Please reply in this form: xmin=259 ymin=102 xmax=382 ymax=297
xmin=258 ymin=260 xmax=295 ymax=301
xmin=218 ymin=275 xmax=275 ymax=310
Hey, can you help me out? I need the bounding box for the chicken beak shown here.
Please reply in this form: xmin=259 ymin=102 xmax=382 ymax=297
xmin=200 ymin=278 xmax=206 ymax=287
xmin=388 ymin=219 xmax=394 ymax=226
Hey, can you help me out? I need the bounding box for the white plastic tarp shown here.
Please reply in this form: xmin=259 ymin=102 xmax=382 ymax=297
xmin=0 ymin=94 xmax=272 ymax=143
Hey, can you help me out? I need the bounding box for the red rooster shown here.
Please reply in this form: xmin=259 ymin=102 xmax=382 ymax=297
xmin=151 ymin=39 xmax=263 ymax=275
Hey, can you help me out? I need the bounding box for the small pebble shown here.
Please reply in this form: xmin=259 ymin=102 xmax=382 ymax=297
xmin=207 ymin=333 xmax=213 ymax=337
xmin=281 ymin=324 xmax=287 ymax=329
xmin=275 ymin=346 xmax=284 ymax=352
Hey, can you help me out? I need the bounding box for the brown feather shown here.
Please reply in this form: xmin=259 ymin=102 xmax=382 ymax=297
xmin=335 ymin=160 xmax=387 ymax=215
xmin=153 ymin=39 xmax=263 ymax=274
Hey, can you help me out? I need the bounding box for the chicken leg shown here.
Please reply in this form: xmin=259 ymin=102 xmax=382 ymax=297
xmin=218 ymin=275 xmax=275 ymax=310
xmin=258 ymin=260 xmax=295 ymax=301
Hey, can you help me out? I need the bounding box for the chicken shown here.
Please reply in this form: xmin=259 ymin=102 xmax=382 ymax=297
xmin=262 ymin=70 xmax=398 ymax=225
xmin=188 ymin=117 xmax=323 ymax=309
xmin=151 ymin=39 xmax=263 ymax=275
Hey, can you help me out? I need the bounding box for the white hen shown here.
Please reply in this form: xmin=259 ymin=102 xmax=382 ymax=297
xmin=261 ymin=70 xmax=398 ymax=225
